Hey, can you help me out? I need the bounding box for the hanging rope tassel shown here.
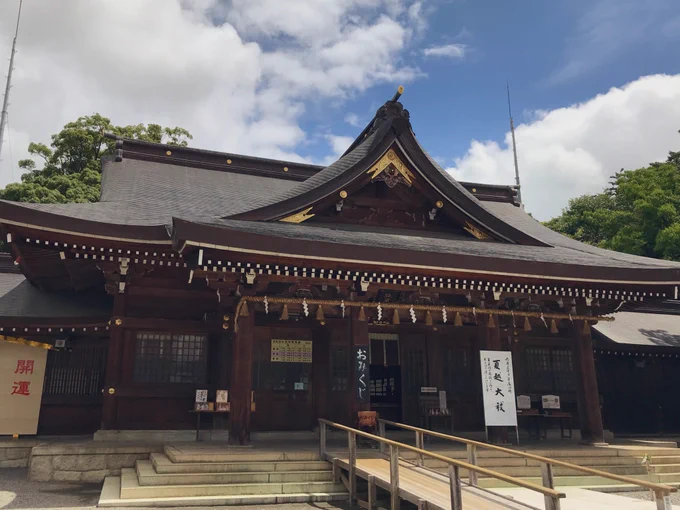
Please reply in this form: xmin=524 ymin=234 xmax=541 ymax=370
xmin=425 ymin=311 xmax=433 ymax=326
xmin=240 ymin=302 xmax=249 ymax=317
xmin=523 ymin=316 xmax=532 ymax=332
xmin=487 ymin=314 xmax=495 ymax=328
xmin=358 ymin=306 xmax=366 ymax=322
xmin=280 ymin=304 xmax=289 ymax=321
xmin=454 ymin=312 xmax=463 ymax=327
xmin=550 ymin=319 xmax=558 ymax=334
xmin=392 ymin=308 xmax=400 ymax=325
xmin=316 ymin=305 xmax=325 ymax=323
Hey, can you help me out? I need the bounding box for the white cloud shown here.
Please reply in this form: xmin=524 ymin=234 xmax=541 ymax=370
xmin=325 ymin=135 xmax=355 ymax=158
xmin=344 ymin=113 xmax=363 ymax=128
xmin=423 ymin=43 xmax=466 ymax=59
xmin=451 ymin=74 xmax=680 ymax=221
xmin=0 ymin=0 xmax=427 ymax=187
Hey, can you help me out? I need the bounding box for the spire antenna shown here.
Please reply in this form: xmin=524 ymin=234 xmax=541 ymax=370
xmin=507 ymin=82 xmax=522 ymax=205
xmin=0 ymin=0 xmax=23 ymax=165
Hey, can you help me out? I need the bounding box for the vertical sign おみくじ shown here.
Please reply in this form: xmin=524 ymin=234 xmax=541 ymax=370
xmin=355 ymin=346 xmax=369 ymax=403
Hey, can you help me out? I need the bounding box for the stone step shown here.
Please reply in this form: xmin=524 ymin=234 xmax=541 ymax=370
xmin=164 ymin=445 xmax=320 ymax=464
xmin=641 ymin=455 xmax=680 ymax=465
xmin=99 ymin=476 xmax=348 ymax=508
xmin=655 ymin=473 xmax=680 ymax=483
xmin=650 ymin=463 xmax=680 ymax=474
xmin=119 ymin=468 xmax=346 ymax=499
xmin=136 ymin=461 xmax=334 ymax=486
xmin=151 ymin=453 xmax=330 ymax=474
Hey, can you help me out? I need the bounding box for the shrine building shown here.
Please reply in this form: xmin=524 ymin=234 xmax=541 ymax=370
xmin=1 ymin=93 xmax=680 ymax=444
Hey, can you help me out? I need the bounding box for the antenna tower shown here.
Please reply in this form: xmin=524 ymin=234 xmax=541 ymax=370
xmin=0 ymin=0 xmax=23 ymax=163
xmin=507 ymin=83 xmax=522 ymax=205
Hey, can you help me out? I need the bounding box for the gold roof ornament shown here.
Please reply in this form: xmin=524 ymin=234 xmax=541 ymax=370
xmin=464 ymin=221 xmax=490 ymax=240
xmin=366 ymin=149 xmax=415 ymax=187
xmin=279 ymin=206 xmax=315 ymax=223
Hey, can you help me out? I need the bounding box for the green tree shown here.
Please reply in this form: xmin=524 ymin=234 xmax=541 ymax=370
xmin=545 ymin=137 xmax=680 ymax=261
xmin=0 ymin=114 xmax=192 ymax=203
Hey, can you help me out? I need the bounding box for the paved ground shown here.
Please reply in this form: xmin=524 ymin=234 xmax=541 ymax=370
xmin=616 ymin=489 xmax=680 ymax=505
xmin=0 ymin=468 xmax=353 ymax=510
xmin=496 ymin=487 xmax=680 ymax=509
xmin=3 ymin=467 xmax=677 ymax=509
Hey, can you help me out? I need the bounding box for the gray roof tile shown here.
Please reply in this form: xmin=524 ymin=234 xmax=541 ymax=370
xmin=0 ymin=273 xmax=111 ymax=318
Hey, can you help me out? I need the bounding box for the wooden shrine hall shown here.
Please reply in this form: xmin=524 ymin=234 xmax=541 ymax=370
xmin=1 ymin=91 xmax=680 ymax=445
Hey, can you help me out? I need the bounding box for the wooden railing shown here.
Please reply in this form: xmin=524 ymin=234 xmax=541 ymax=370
xmin=378 ymin=419 xmax=676 ymax=510
xmin=319 ymin=418 xmax=565 ymax=510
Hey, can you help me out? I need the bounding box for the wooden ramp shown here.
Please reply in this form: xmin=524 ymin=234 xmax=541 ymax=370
xmin=333 ymin=456 xmax=530 ymax=510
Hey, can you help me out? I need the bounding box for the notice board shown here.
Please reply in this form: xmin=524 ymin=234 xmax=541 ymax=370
xmin=0 ymin=341 xmax=48 ymax=435
xmin=270 ymin=340 xmax=313 ymax=363
xmin=479 ymin=350 xmax=518 ymax=427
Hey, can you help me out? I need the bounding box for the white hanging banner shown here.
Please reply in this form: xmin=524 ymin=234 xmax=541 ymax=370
xmin=480 ymin=350 xmax=518 ymax=427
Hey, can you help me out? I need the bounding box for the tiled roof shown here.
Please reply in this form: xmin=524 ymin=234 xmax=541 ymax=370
xmin=192 ymin=217 xmax=680 ymax=270
xmin=594 ymin=312 xmax=680 ymax=348
xmin=0 ymin=273 xmax=111 ymax=318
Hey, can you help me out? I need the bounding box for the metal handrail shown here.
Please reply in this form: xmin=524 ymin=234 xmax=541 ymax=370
xmin=319 ymin=418 xmax=564 ymax=510
xmin=378 ymin=418 xmax=676 ymax=505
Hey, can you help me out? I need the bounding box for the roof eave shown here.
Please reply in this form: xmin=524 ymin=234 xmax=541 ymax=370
xmin=172 ymin=218 xmax=680 ymax=288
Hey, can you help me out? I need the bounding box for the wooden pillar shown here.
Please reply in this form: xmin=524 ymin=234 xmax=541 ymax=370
xmin=351 ymin=307 xmax=370 ymax=423
xmin=214 ymin=312 xmax=232 ymax=431
xmin=229 ymin=308 xmax=254 ymax=445
xmin=478 ymin=315 xmax=508 ymax=443
xmin=572 ymin=320 xmax=605 ymax=444
xmin=312 ymin=325 xmax=330 ymax=424
xmin=101 ymin=292 xmax=127 ymax=430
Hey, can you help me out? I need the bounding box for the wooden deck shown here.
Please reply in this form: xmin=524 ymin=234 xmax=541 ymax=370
xmin=333 ymin=455 xmax=530 ymax=510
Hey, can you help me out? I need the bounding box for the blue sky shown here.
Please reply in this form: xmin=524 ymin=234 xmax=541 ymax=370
xmin=299 ymin=0 xmax=680 ymax=167
xmin=1 ymin=0 xmax=679 ymax=219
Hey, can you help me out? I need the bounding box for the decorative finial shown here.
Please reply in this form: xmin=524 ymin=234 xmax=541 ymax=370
xmin=391 ymin=86 xmax=404 ymax=102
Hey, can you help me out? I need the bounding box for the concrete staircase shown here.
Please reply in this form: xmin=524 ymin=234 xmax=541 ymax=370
xmin=98 ymin=445 xmax=347 ymax=507
xmin=405 ymin=446 xmax=680 ymax=491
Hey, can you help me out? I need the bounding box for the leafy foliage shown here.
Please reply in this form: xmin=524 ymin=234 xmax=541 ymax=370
xmin=1 ymin=114 xmax=192 ymax=203
xmin=544 ymin=140 xmax=680 ymax=261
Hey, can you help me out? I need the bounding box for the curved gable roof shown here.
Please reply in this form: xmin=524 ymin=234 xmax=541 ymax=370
xmin=230 ymin=100 xmax=547 ymax=247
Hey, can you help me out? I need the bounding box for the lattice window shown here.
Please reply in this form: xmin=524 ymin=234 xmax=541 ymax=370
xmin=43 ymin=343 xmax=107 ymax=397
xmin=133 ymin=332 xmax=207 ymax=384
xmin=523 ymin=347 xmax=574 ymax=393
xmin=330 ymin=345 xmax=349 ymax=391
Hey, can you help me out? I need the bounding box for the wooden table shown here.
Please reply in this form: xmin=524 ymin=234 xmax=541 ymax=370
xmin=189 ymin=410 xmax=229 ymax=441
xmin=517 ymin=410 xmax=573 ymax=440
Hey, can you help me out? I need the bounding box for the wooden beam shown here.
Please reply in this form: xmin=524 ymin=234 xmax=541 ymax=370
xmin=110 ymin=316 xmax=211 ymax=332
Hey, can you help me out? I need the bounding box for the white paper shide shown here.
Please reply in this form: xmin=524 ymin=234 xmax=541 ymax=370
xmin=480 ymin=350 xmax=518 ymax=427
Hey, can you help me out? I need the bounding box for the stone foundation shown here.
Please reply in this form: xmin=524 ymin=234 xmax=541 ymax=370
xmin=93 ymin=429 xmax=229 ymax=442
xmin=28 ymin=443 xmax=163 ymax=483
xmin=0 ymin=444 xmax=33 ymax=468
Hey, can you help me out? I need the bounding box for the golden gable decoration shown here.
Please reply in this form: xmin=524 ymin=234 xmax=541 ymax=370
xmin=366 ymin=149 xmax=415 ymax=188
